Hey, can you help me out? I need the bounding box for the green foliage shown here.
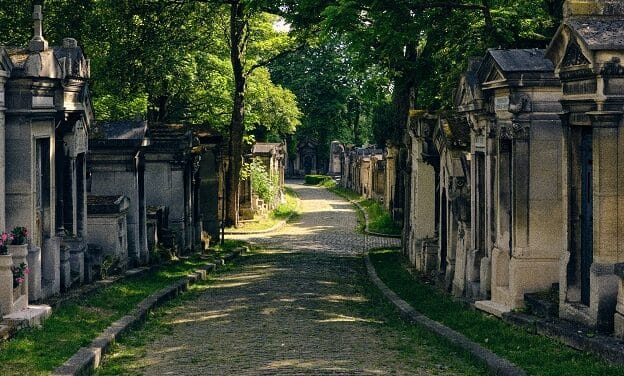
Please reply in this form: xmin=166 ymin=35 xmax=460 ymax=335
xmin=280 ymin=0 xmax=560 ymax=145
xmin=241 ymin=158 xmax=279 ymax=205
xmin=329 ymin=185 xmax=400 ymax=235
xmin=363 ymin=201 xmax=402 ymax=236
xmin=304 ymin=175 xmax=333 ymax=185
xmin=272 ymin=188 xmax=299 ymax=220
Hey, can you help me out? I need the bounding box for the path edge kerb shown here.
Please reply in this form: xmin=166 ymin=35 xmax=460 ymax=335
xmin=364 ymin=253 xmax=527 ymax=376
xmin=329 ymin=187 xmax=401 ymax=239
xmin=51 ymin=247 xmax=248 ymax=376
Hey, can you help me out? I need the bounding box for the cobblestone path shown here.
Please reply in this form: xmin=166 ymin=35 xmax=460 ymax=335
xmin=104 ymin=182 xmax=481 ymax=375
xmin=229 ymin=181 xmax=402 ymax=253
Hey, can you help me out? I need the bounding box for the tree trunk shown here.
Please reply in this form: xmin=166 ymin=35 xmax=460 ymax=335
xmin=225 ymin=1 xmax=247 ymax=227
xmin=352 ymin=99 xmax=362 ymax=145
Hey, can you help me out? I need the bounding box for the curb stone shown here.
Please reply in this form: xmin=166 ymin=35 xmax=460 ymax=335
xmin=351 ymin=200 xmax=402 ymax=239
xmin=52 ymin=247 xmax=247 ymax=376
xmin=364 ymin=253 xmax=526 ymax=376
xmin=330 ymin=188 xmax=402 ymax=239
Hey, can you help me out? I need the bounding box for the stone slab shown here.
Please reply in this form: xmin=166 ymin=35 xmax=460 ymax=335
xmin=474 ymin=300 xmax=512 ymax=318
xmin=3 ymin=304 xmax=52 ymax=327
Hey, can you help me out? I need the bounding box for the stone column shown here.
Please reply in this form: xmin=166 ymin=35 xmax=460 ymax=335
xmin=9 ymin=244 xmax=29 ymax=311
xmin=70 ymin=156 xmax=78 ymax=235
xmin=0 ymin=73 xmax=7 ymax=231
xmin=588 ymin=112 xmax=622 ymax=331
xmin=614 ymin=263 xmax=624 ymax=338
xmin=27 ymin=245 xmax=41 ymax=301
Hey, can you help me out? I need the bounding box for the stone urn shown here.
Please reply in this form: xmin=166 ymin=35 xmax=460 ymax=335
xmin=8 ymin=244 xmax=29 ymax=306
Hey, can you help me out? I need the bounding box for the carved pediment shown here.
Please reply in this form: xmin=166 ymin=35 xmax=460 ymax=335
xmin=486 ymin=67 xmax=504 ymax=82
xmin=562 ymin=40 xmax=590 ymax=67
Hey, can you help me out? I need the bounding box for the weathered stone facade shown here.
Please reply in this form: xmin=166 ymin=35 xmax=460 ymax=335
xmin=399 ymin=0 xmax=624 ymax=336
xmin=88 ymin=121 xmax=149 ymax=267
xmin=144 ymin=123 xmax=199 ymax=253
xmin=546 ymin=0 xmax=624 ymax=332
xmin=0 ymin=6 xmax=91 ymax=320
xmin=290 ymin=139 xmax=318 ymax=176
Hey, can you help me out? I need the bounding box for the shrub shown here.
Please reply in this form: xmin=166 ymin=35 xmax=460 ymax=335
xmin=304 ymin=175 xmax=333 ymax=185
xmin=241 ymin=158 xmax=279 ymax=205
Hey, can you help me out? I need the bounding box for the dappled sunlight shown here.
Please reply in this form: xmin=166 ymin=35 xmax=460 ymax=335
xmin=263 ymin=359 xmax=351 ymax=371
xmin=169 ymin=312 xmax=231 ymax=324
xmin=320 ymin=294 xmax=369 ymax=303
xmin=209 ymin=281 xmax=253 ymax=288
xmin=262 ymin=359 xmax=386 ymax=375
xmin=218 ymin=273 xmax=268 ymax=281
xmin=316 ymin=314 xmax=383 ymax=324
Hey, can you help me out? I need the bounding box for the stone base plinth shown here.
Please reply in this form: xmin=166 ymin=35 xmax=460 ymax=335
xmin=3 ymin=304 xmax=52 ymax=327
xmin=475 ymin=300 xmax=511 ymax=317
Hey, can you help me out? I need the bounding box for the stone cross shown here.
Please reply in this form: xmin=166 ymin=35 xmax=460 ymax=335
xmin=29 ymin=5 xmax=48 ymax=52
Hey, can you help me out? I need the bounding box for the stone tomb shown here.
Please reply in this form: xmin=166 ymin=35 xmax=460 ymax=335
xmin=546 ymin=0 xmax=624 ymax=331
xmin=195 ymin=129 xmax=223 ymax=247
xmin=144 ymin=123 xmax=198 ymax=253
xmin=462 ymin=49 xmax=564 ymax=316
xmin=88 ymin=121 xmax=149 ymax=266
xmin=252 ymin=142 xmax=287 ymax=211
xmin=86 ymin=195 xmax=129 ymax=273
xmin=3 ymin=8 xmax=92 ymax=301
xmin=328 ymin=141 xmax=344 ymax=176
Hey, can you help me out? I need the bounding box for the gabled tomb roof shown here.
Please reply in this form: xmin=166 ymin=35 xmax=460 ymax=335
xmin=567 ymin=18 xmax=624 ymax=50
xmin=487 ymin=49 xmax=555 ymax=73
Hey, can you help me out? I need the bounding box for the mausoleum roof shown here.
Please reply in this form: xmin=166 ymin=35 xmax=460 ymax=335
xmin=252 ymin=143 xmax=283 ymax=155
xmin=567 ymin=18 xmax=624 ymax=50
xmin=487 ymin=49 xmax=555 ymax=72
xmin=91 ymin=121 xmax=148 ymax=140
xmin=87 ymin=195 xmax=129 ymax=215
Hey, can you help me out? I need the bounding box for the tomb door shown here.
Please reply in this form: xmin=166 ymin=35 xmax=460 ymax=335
xmin=304 ymin=155 xmax=312 ymax=175
xmin=580 ymin=127 xmax=593 ymax=305
xmin=475 ymin=152 xmax=486 ymax=252
xmin=440 ymin=188 xmax=448 ymax=274
xmin=35 ymin=138 xmax=51 ymax=247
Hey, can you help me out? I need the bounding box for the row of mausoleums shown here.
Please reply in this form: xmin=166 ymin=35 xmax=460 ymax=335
xmin=338 ymin=0 xmax=624 ymax=338
xmin=0 ymin=6 xmax=287 ymax=323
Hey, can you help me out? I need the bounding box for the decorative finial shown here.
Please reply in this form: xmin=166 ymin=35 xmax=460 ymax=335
xmin=29 ymin=4 xmax=48 ymax=52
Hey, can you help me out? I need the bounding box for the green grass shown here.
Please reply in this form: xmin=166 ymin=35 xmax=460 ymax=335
xmin=0 ymin=254 xmax=225 ymax=376
xmin=304 ymin=174 xmax=333 ymax=185
xmin=226 ymin=188 xmax=299 ymax=232
xmin=329 ymin=186 xmax=401 ymax=236
xmin=370 ymin=249 xmax=624 ymax=376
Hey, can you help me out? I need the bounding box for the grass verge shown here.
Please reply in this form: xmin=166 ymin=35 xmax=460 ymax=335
xmin=329 ymin=186 xmax=401 ymax=236
xmin=226 ymin=187 xmax=299 ymax=232
xmin=0 ymin=241 xmax=242 ymax=376
xmin=370 ymin=249 xmax=624 ymax=376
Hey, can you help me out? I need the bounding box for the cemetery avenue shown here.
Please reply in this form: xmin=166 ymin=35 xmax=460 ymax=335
xmin=95 ymin=182 xmax=482 ymax=375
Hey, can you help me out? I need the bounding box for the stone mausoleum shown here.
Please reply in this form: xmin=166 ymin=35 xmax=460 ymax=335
xmin=0 ymin=5 xmax=91 ymax=320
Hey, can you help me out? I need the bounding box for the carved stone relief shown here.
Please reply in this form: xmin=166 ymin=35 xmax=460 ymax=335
xmin=509 ymin=93 xmax=532 ymax=114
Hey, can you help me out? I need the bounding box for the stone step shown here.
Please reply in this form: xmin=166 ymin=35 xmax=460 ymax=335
xmin=3 ymin=305 xmax=52 ymax=328
xmin=475 ymin=300 xmax=511 ymax=318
